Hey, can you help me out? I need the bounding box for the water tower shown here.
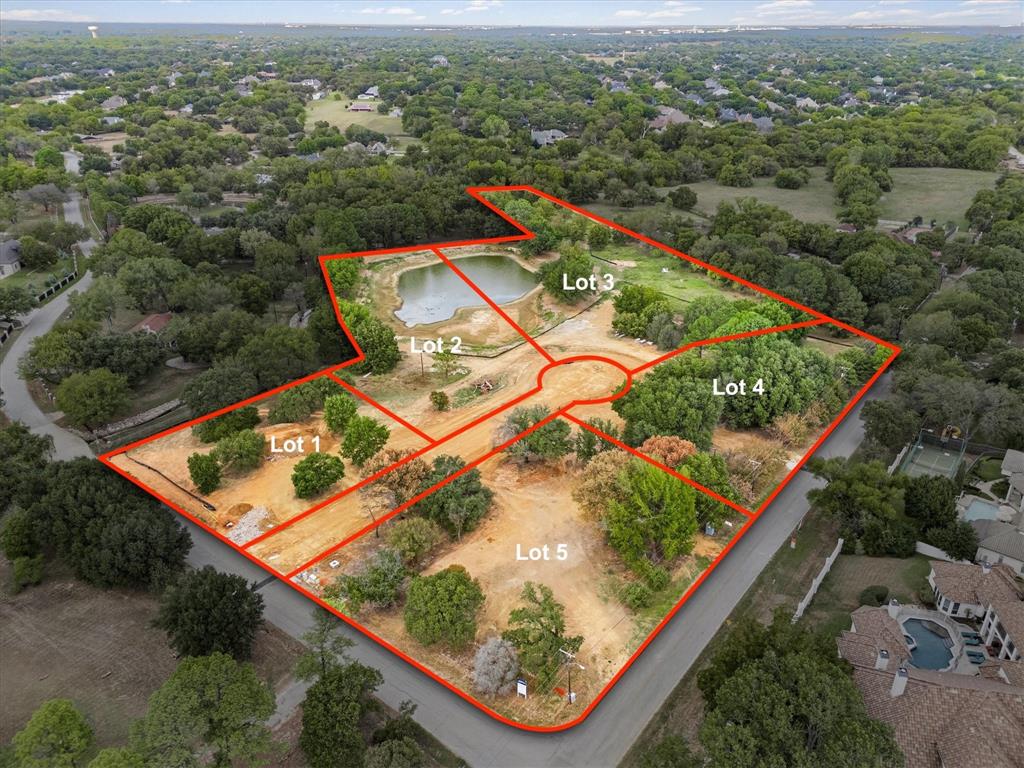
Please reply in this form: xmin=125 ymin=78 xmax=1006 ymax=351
xmin=88 ymin=25 xmax=99 ymax=39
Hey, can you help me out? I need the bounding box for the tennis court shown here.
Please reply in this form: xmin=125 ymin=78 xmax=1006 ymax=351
xmin=899 ymin=438 xmax=964 ymax=479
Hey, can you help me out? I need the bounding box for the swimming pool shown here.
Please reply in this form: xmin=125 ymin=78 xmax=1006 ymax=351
xmin=903 ymin=618 xmax=953 ymax=670
xmin=964 ymin=497 xmax=1001 ymax=522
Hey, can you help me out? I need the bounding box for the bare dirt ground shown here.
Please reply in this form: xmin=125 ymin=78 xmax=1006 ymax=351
xmin=110 ymin=394 xmax=432 ymax=544
xmin=323 ymin=437 xmax=722 ymax=727
xmin=0 ymin=560 xmax=302 ymax=751
xmin=81 ymin=132 xmax=127 ymax=154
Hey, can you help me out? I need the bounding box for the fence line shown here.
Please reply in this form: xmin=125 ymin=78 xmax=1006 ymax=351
xmin=792 ymin=537 xmax=844 ymax=622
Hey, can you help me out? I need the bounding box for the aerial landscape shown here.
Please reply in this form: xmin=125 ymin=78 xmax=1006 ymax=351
xmin=1 ymin=1 xmax=1023 ymax=766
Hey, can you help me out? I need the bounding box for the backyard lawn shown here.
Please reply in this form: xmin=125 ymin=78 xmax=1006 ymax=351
xmin=878 ymin=167 xmax=999 ymax=228
xmin=305 ymin=98 xmax=404 ymax=135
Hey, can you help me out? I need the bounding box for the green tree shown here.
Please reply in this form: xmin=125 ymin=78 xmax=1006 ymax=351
xmin=86 ymin=748 xmax=145 ymax=768
xmin=0 ymin=284 xmax=34 ymax=323
xmin=700 ymin=651 xmax=902 ymax=768
xmin=292 ymin=452 xmax=346 ymax=498
xmin=194 ymin=405 xmax=261 ymax=443
xmin=341 ymin=415 xmax=390 ymax=467
xmin=155 ymin=566 xmax=265 ymax=659
xmin=18 ymin=235 xmax=59 ymax=268
xmin=639 ymin=736 xmax=700 ymax=768
xmin=295 ymin=608 xmax=355 ymax=682
xmin=606 ymin=460 xmax=698 ymax=570
xmin=432 ymin=348 xmax=460 ymax=379
xmin=504 ymin=405 xmax=573 ymax=462
xmin=323 ymin=393 xmax=358 ymax=434
xmin=681 ymin=452 xmax=737 ymax=528
xmin=33 ymin=145 xmax=64 ymax=169
xmin=926 ymin=520 xmax=979 ymax=562
xmin=612 ymin=355 xmax=723 ymax=449
xmin=236 ymin=326 xmax=318 ymax=390
xmin=331 ymin=548 xmax=406 ymax=613
xmin=503 ymin=581 xmax=582 ymax=689
xmin=386 ymin=517 xmax=443 ymax=566
xmin=131 ymin=653 xmax=276 ymax=768
xmin=412 ymin=455 xmax=493 ymax=540
xmin=668 ymin=185 xmax=697 ymax=209
xmin=300 ymin=662 xmax=382 ymax=768
xmin=364 ymin=738 xmax=425 ymax=768
xmin=55 ymin=368 xmax=129 ymax=429
xmin=404 ymin=565 xmax=484 ymax=650
xmin=211 ymin=429 xmax=266 ymax=473
xmin=231 ymin=273 xmax=272 ymax=316
xmin=12 ymin=699 xmax=92 ymax=768
xmin=903 ymin=475 xmax=956 ymax=532
xmin=187 ymin=452 xmax=221 ymax=494
xmin=429 ymin=390 xmax=449 ymax=411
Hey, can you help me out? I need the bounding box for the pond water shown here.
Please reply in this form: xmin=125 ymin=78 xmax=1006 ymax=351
xmin=903 ymin=618 xmax=953 ymax=670
xmin=394 ymin=254 xmax=537 ymax=326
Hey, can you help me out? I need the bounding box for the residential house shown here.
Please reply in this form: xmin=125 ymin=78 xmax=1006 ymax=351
xmin=765 ymin=100 xmax=785 ymax=113
xmin=709 ymin=86 xmax=731 ymax=98
xmin=100 ymin=95 xmax=127 ymax=111
xmin=0 ymin=240 xmax=22 ymax=279
xmin=648 ymin=106 xmax=691 ymax=132
xmin=101 ymin=116 xmax=123 ymax=126
xmin=652 ymin=80 xmax=671 ymax=90
xmin=358 ymin=85 xmax=380 ymax=99
xmin=718 ymin=107 xmax=739 ymax=123
xmin=367 ymin=142 xmax=389 ymax=156
xmin=531 ymin=129 xmax=567 ymax=147
xmin=838 ymin=602 xmax=1024 ymax=768
xmin=974 ymin=519 xmax=1024 ymax=576
xmin=608 ymin=81 xmax=630 ymax=94
xmin=795 ymin=96 xmax=819 ymax=110
xmin=982 ymin=600 xmax=1024 ymax=661
xmin=928 ymin=561 xmax=1022 ymax=620
xmin=752 ymin=116 xmax=774 ymax=133
xmin=180 ymin=103 xmax=193 ymax=115
xmin=235 ymin=85 xmax=253 ymax=98
xmin=704 ymin=77 xmax=722 ymax=89
xmin=388 ymin=107 xmax=404 ymax=118
xmin=255 ymin=173 xmax=274 ymax=186
xmin=431 ymin=55 xmax=450 ymax=68
xmin=348 ymin=102 xmax=374 ymax=112
xmin=872 ymin=75 xmax=884 ymax=85
xmin=97 ymin=67 xmax=115 ymax=78
xmin=299 ymin=78 xmax=322 ymax=89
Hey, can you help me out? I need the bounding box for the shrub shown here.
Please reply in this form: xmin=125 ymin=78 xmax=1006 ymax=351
xmin=404 ymin=565 xmax=484 ymax=649
xmin=195 ymin=406 xmax=261 ymax=443
xmin=212 ymin=429 xmax=265 ymax=473
xmin=333 ymin=548 xmax=406 ymax=612
xmin=12 ymin=554 xmax=44 ymax=592
xmin=429 ymin=390 xmax=449 ymax=411
xmin=858 ymin=585 xmax=890 ymax=607
xmin=323 ymin=394 xmax=357 ymax=434
xmin=292 ymin=453 xmax=345 ymax=498
xmin=188 ymin=452 xmax=222 ymax=494
xmin=386 ymin=518 xmax=443 ymax=566
xmin=620 ymin=581 xmax=653 ymax=611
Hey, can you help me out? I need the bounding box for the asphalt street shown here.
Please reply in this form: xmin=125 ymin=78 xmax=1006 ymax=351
xmin=0 ymin=177 xmax=95 ymax=459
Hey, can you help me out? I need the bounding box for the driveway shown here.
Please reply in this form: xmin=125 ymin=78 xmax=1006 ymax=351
xmin=188 ymin=375 xmax=891 ymax=767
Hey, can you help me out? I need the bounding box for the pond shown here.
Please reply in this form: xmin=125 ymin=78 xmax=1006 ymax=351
xmin=903 ymin=618 xmax=953 ymax=670
xmin=394 ymin=254 xmax=537 ymax=326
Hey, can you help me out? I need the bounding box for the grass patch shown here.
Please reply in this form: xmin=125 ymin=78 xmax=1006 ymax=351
xmin=970 ymin=456 xmax=1004 ymax=483
xmin=305 ymin=98 xmax=404 ymax=135
xmin=685 ymin=167 xmax=838 ymax=223
xmin=878 ymin=168 xmax=999 ymax=228
xmin=1 ymin=257 xmax=76 ymax=296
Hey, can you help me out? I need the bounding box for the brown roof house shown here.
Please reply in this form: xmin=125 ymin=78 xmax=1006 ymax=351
xmin=928 ymin=560 xmax=1022 ymax=620
xmin=839 ymin=599 xmax=1024 ymax=768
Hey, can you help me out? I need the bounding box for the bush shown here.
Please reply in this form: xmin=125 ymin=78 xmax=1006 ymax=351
xmin=292 ymin=453 xmax=346 ymax=498
xmin=621 ymin=581 xmax=653 ymax=611
xmin=332 ymin=548 xmax=406 ymax=612
xmin=188 ymin=452 xmax=222 ymax=494
xmin=858 ymin=585 xmax=890 ymax=607
xmin=404 ymin=566 xmax=484 ymax=649
xmin=195 ymin=406 xmax=261 ymax=443
xmin=12 ymin=554 xmax=44 ymax=592
xmin=429 ymin=390 xmax=449 ymax=411
xmin=323 ymin=394 xmax=358 ymax=434
xmin=212 ymin=429 xmax=265 ymax=473
xmin=386 ymin=518 xmax=443 ymax=566
xmin=668 ymin=186 xmax=697 ymax=210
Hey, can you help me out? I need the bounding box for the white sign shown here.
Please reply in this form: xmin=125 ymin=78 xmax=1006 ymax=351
xmin=516 ymin=679 xmax=527 ymax=698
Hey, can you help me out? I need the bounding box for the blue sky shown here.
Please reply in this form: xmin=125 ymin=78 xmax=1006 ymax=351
xmin=1 ymin=0 xmax=1021 ymax=27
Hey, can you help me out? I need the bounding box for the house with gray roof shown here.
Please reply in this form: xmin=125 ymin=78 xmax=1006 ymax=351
xmin=0 ymin=240 xmax=22 ymax=279
xmin=530 ymin=129 xmax=567 ymax=147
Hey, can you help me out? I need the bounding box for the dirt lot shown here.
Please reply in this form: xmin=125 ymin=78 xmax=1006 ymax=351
xmin=110 ymin=388 xmax=432 ymax=545
xmin=0 ymin=561 xmax=302 ymax=753
xmin=323 ymin=437 xmax=724 ymax=727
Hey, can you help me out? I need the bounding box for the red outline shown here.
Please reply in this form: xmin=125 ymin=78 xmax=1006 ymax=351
xmin=99 ymin=186 xmax=901 ymax=733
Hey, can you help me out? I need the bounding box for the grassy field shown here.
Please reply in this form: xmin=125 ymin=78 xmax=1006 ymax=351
xmin=878 ymin=167 xmax=999 ymax=228
xmin=686 ymin=167 xmax=839 ymax=223
xmin=305 ymin=98 xmax=404 ymax=135
xmin=590 ymin=166 xmax=998 ymax=234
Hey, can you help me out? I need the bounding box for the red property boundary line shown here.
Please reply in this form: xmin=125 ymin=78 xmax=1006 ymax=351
xmin=99 ymin=185 xmax=901 ymax=733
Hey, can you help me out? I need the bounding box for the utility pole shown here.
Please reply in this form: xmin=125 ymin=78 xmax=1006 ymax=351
xmin=559 ymin=647 xmax=585 ymax=704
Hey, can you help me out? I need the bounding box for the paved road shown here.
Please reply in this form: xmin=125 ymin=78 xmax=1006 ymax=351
xmin=188 ymin=374 xmax=891 ymax=768
xmin=1 ymin=182 xmax=96 ymax=458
